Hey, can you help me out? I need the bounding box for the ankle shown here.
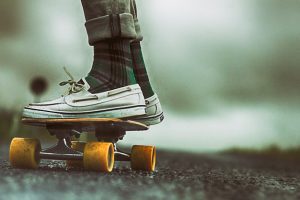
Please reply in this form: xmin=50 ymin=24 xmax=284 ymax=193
xmin=85 ymin=39 xmax=137 ymax=94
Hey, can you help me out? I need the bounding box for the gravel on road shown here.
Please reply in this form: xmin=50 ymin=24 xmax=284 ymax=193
xmin=1 ymin=145 xmax=300 ymax=200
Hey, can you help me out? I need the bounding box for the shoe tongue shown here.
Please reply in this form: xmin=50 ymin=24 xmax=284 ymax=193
xmin=78 ymin=78 xmax=91 ymax=91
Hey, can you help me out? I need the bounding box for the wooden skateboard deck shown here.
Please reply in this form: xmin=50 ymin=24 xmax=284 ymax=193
xmin=22 ymin=118 xmax=148 ymax=132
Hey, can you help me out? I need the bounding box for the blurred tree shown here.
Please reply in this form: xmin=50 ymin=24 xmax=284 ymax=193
xmin=0 ymin=0 xmax=22 ymax=37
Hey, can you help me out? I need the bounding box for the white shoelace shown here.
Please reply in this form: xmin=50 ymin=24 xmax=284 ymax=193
xmin=59 ymin=67 xmax=85 ymax=95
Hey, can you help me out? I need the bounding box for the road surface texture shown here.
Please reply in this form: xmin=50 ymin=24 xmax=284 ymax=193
xmin=0 ymin=144 xmax=300 ymax=200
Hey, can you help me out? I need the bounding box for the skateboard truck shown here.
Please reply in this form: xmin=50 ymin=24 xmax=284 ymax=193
xmin=40 ymin=127 xmax=131 ymax=162
xmin=40 ymin=129 xmax=82 ymax=161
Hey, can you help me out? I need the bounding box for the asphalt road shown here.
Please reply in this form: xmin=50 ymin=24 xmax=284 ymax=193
xmin=0 ymin=144 xmax=300 ymax=200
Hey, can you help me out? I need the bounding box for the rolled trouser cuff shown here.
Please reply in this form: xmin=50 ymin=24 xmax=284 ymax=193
xmin=85 ymin=13 xmax=137 ymax=45
xmin=134 ymin=19 xmax=143 ymax=42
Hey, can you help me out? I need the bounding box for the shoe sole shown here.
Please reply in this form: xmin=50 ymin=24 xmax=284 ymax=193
xmin=133 ymin=112 xmax=164 ymax=126
xmin=23 ymin=105 xmax=146 ymax=119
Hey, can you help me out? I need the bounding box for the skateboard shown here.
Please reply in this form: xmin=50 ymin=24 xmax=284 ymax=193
xmin=9 ymin=118 xmax=156 ymax=172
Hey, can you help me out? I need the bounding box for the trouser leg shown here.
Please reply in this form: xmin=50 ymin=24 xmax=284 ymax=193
xmin=130 ymin=0 xmax=143 ymax=42
xmin=81 ymin=0 xmax=137 ymax=44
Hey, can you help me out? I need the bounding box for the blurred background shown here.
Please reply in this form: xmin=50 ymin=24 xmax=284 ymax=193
xmin=0 ymin=0 xmax=299 ymax=152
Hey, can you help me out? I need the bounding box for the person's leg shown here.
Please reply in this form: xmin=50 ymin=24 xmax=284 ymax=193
xmin=22 ymin=0 xmax=147 ymax=119
xmin=81 ymin=0 xmax=137 ymax=93
xmin=127 ymin=0 xmax=164 ymax=125
xmin=129 ymin=0 xmax=154 ymax=98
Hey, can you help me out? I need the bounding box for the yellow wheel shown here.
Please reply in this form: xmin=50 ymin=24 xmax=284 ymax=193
xmin=83 ymin=142 xmax=114 ymax=172
xmin=66 ymin=141 xmax=86 ymax=168
xmin=9 ymin=138 xmax=41 ymax=169
xmin=131 ymin=145 xmax=156 ymax=172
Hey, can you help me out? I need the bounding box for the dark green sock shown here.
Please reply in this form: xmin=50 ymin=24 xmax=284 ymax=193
xmin=130 ymin=42 xmax=155 ymax=98
xmin=85 ymin=39 xmax=137 ymax=94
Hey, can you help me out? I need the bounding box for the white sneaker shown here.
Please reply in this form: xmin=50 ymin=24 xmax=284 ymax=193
xmin=132 ymin=94 xmax=164 ymax=126
xmin=23 ymin=79 xmax=146 ymax=119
